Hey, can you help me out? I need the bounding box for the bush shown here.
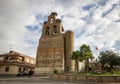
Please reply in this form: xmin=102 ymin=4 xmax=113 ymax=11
xmin=53 ymin=69 xmax=58 ymax=74
xmin=111 ymin=69 xmax=115 ymax=74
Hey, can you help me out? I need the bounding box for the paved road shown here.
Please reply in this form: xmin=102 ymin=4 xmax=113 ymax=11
xmin=0 ymin=76 xmax=119 ymax=84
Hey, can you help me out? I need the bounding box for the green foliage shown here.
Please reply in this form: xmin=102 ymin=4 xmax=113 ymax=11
xmin=71 ymin=44 xmax=94 ymax=72
xmin=80 ymin=44 xmax=94 ymax=60
xmin=80 ymin=44 xmax=94 ymax=71
xmin=99 ymin=50 xmax=120 ymax=70
xmin=53 ymin=69 xmax=58 ymax=74
xmin=110 ymin=69 xmax=115 ymax=74
xmin=71 ymin=51 xmax=81 ymax=72
xmin=71 ymin=51 xmax=81 ymax=60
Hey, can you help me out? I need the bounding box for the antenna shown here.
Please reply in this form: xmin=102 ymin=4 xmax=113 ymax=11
xmin=9 ymin=44 xmax=13 ymax=51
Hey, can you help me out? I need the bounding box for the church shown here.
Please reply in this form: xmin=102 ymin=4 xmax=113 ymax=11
xmin=35 ymin=12 xmax=74 ymax=75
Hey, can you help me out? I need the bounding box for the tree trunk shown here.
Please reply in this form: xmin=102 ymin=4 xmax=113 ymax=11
xmin=110 ymin=64 xmax=113 ymax=70
xmin=75 ymin=59 xmax=79 ymax=72
xmin=101 ymin=64 xmax=105 ymax=70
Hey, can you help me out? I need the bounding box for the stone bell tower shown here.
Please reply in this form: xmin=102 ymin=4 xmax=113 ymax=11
xmin=35 ymin=12 xmax=74 ymax=75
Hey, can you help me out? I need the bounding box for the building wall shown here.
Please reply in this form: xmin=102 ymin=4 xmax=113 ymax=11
xmin=0 ymin=65 xmax=18 ymax=75
xmin=35 ymin=12 xmax=65 ymax=75
xmin=50 ymin=74 xmax=120 ymax=83
xmin=0 ymin=65 xmax=35 ymax=75
xmin=35 ymin=36 xmax=65 ymax=74
xmin=64 ymin=31 xmax=74 ymax=72
xmin=24 ymin=56 xmax=36 ymax=65
xmin=79 ymin=62 xmax=85 ymax=71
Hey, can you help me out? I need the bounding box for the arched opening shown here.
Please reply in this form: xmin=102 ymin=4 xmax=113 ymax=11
xmin=45 ymin=26 xmax=49 ymax=35
xmin=53 ymin=25 xmax=57 ymax=34
xmin=50 ymin=18 xmax=54 ymax=23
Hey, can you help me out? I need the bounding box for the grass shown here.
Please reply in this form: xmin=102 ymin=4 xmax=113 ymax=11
xmin=68 ymin=71 xmax=120 ymax=76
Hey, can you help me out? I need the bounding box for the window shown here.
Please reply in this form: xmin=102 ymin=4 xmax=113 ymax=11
xmin=22 ymin=57 xmax=24 ymax=62
xmin=45 ymin=27 xmax=49 ymax=35
xmin=6 ymin=56 xmax=11 ymax=61
xmin=53 ymin=25 xmax=57 ymax=34
xmin=0 ymin=67 xmax=1 ymax=72
xmin=50 ymin=18 xmax=54 ymax=23
xmin=0 ymin=57 xmax=3 ymax=61
xmin=18 ymin=67 xmax=21 ymax=72
xmin=27 ymin=59 xmax=29 ymax=63
xmin=31 ymin=60 xmax=34 ymax=64
xmin=5 ymin=67 xmax=9 ymax=72
xmin=23 ymin=68 xmax=26 ymax=71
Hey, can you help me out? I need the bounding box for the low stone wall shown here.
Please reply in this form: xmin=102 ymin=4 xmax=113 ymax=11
xmin=50 ymin=74 xmax=120 ymax=83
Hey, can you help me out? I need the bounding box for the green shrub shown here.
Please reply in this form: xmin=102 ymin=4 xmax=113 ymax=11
xmin=53 ymin=69 xmax=58 ymax=74
xmin=111 ymin=69 xmax=115 ymax=74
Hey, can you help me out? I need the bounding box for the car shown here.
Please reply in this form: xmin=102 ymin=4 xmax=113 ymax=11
xmin=16 ymin=71 xmax=28 ymax=76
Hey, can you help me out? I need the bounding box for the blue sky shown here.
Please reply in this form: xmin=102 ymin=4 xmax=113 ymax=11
xmin=0 ymin=0 xmax=120 ymax=59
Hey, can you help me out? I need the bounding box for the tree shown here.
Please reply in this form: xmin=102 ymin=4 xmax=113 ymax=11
xmin=99 ymin=50 xmax=120 ymax=70
xmin=71 ymin=51 xmax=81 ymax=72
xmin=80 ymin=44 xmax=93 ymax=71
xmin=116 ymin=56 xmax=120 ymax=66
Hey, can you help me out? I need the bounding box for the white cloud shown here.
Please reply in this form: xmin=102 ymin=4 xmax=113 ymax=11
xmin=0 ymin=0 xmax=119 ymax=59
xmin=62 ymin=17 xmax=86 ymax=31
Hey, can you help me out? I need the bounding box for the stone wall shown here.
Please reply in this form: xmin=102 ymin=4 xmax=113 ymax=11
xmin=36 ymin=36 xmax=64 ymax=74
xmin=64 ymin=31 xmax=74 ymax=72
xmin=35 ymin=12 xmax=74 ymax=75
xmin=0 ymin=65 xmax=18 ymax=75
xmin=50 ymin=74 xmax=120 ymax=83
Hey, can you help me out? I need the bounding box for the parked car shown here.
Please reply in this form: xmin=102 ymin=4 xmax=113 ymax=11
xmin=16 ymin=71 xmax=28 ymax=76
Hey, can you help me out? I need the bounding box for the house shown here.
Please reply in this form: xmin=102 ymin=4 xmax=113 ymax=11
xmin=0 ymin=51 xmax=36 ymax=75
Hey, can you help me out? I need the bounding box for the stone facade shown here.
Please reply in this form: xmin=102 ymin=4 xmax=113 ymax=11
xmin=50 ymin=74 xmax=120 ymax=83
xmin=35 ymin=12 xmax=74 ymax=75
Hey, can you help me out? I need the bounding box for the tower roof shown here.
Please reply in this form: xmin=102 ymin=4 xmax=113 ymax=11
xmin=51 ymin=12 xmax=57 ymax=16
